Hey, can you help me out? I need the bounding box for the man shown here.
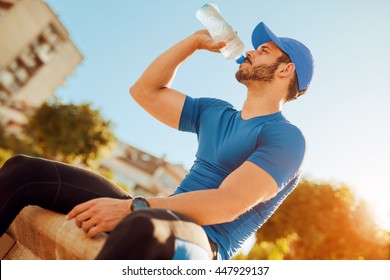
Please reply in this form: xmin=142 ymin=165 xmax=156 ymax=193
xmin=0 ymin=22 xmax=313 ymax=260
xmin=125 ymin=22 xmax=313 ymax=259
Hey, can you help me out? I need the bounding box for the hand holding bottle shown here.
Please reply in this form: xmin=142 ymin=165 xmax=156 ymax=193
xmin=193 ymin=29 xmax=227 ymax=53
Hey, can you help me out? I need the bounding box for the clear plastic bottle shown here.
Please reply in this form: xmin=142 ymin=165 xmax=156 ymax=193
xmin=196 ymin=3 xmax=245 ymax=64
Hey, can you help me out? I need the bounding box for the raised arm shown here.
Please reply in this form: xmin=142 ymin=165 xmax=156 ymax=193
xmin=129 ymin=30 xmax=226 ymax=129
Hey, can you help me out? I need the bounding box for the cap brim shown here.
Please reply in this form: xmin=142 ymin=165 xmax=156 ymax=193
xmin=252 ymin=22 xmax=286 ymax=54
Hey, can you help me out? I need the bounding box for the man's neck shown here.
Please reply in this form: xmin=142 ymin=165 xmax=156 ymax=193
xmin=241 ymin=85 xmax=284 ymax=120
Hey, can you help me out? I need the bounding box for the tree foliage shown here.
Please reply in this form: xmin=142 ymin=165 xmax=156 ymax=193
xmin=0 ymin=123 xmax=37 ymax=156
xmin=25 ymin=100 xmax=116 ymax=166
xmin=235 ymin=180 xmax=389 ymax=260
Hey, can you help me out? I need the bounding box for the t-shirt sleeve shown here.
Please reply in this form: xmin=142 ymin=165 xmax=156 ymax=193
xmin=178 ymin=95 xmax=230 ymax=134
xmin=247 ymin=123 xmax=306 ymax=191
xmin=178 ymin=95 xmax=200 ymax=133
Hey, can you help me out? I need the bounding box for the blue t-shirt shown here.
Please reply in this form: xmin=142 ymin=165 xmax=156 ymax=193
xmin=174 ymin=96 xmax=306 ymax=260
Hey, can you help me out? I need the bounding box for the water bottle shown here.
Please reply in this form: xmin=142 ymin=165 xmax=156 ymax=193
xmin=196 ymin=3 xmax=245 ymax=64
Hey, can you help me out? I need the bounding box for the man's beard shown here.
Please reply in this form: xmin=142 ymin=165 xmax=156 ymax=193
xmin=235 ymin=60 xmax=280 ymax=84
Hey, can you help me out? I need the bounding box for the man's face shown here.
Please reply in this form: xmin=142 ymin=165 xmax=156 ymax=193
xmin=235 ymin=42 xmax=284 ymax=84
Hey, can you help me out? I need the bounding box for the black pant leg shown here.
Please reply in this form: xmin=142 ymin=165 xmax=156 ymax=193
xmin=0 ymin=154 xmax=130 ymax=235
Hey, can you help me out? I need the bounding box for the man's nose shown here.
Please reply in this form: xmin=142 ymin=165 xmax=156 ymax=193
xmin=246 ymin=51 xmax=255 ymax=59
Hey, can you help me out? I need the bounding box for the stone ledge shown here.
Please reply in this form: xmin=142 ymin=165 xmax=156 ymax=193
xmin=3 ymin=206 xmax=107 ymax=260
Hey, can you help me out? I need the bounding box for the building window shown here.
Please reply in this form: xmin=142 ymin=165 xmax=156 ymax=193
xmin=19 ymin=46 xmax=42 ymax=73
xmin=0 ymin=0 xmax=14 ymax=20
xmin=32 ymin=35 xmax=53 ymax=64
xmin=32 ymin=23 xmax=61 ymax=63
xmin=0 ymin=1 xmax=14 ymax=10
xmin=0 ymin=23 xmax=61 ymax=94
xmin=0 ymin=69 xmax=19 ymax=93
xmin=43 ymin=24 xmax=60 ymax=49
xmin=0 ymin=86 xmax=8 ymax=104
xmin=141 ymin=153 xmax=151 ymax=161
xmin=9 ymin=59 xmax=29 ymax=85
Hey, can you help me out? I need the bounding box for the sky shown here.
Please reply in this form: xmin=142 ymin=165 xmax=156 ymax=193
xmin=44 ymin=0 xmax=390 ymax=229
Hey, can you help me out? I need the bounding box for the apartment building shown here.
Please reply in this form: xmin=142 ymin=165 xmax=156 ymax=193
xmin=0 ymin=0 xmax=83 ymax=132
xmin=101 ymin=141 xmax=187 ymax=197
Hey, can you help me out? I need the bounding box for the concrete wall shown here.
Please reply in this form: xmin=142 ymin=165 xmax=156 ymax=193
xmin=2 ymin=206 xmax=105 ymax=260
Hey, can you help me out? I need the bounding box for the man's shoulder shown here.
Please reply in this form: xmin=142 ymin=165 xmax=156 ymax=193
xmin=263 ymin=118 xmax=305 ymax=143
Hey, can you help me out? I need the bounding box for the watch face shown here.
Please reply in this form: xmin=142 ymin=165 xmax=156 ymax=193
xmin=132 ymin=198 xmax=149 ymax=211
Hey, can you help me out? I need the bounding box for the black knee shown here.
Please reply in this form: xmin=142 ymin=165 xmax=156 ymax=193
xmin=97 ymin=211 xmax=175 ymax=260
xmin=0 ymin=154 xmax=59 ymax=196
xmin=2 ymin=154 xmax=28 ymax=165
xmin=0 ymin=154 xmax=31 ymax=185
xmin=1 ymin=154 xmax=34 ymax=174
xmin=120 ymin=212 xmax=155 ymax=241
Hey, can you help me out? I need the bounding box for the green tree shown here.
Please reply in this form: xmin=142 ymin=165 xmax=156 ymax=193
xmin=235 ymin=180 xmax=389 ymax=260
xmin=0 ymin=122 xmax=37 ymax=158
xmin=26 ymin=100 xmax=116 ymax=166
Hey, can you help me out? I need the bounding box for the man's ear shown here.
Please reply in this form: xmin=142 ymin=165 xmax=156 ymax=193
xmin=279 ymin=63 xmax=295 ymax=78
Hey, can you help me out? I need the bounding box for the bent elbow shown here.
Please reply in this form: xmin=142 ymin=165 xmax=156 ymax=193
xmin=129 ymin=83 xmax=140 ymax=100
xmin=226 ymin=209 xmax=242 ymax=223
xmin=223 ymin=200 xmax=254 ymax=223
xmin=129 ymin=82 xmax=160 ymax=104
xmin=215 ymin=208 xmax=241 ymax=225
xmin=221 ymin=211 xmax=240 ymax=225
xmin=129 ymin=83 xmax=149 ymax=105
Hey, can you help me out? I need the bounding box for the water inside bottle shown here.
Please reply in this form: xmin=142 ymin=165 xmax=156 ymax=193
xmin=217 ymin=34 xmax=245 ymax=60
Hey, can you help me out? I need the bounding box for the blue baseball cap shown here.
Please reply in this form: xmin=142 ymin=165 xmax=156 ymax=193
xmin=251 ymin=22 xmax=314 ymax=91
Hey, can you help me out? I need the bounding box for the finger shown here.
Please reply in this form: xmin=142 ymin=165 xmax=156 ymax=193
xmin=214 ymin=41 xmax=226 ymax=50
xmin=217 ymin=41 xmax=227 ymax=48
xmin=75 ymin=210 xmax=94 ymax=228
xmin=81 ymin=218 xmax=97 ymax=234
xmin=194 ymin=29 xmax=211 ymax=36
xmin=86 ymin=225 xmax=102 ymax=238
xmin=66 ymin=201 xmax=91 ymax=220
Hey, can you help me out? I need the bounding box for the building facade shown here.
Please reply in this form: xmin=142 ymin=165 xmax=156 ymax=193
xmin=0 ymin=0 xmax=83 ymax=133
xmin=101 ymin=141 xmax=187 ymax=197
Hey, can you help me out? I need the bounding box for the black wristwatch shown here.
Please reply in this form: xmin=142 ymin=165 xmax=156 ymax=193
xmin=131 ymin=196 xmax=150 ymax=212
